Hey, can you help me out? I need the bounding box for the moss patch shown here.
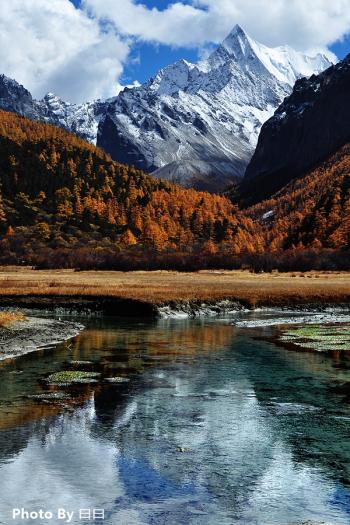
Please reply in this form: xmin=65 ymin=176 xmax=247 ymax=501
xmin=46 ymin=370 xmax=100 ymax=384
xmin=279 ymin=324 xmax=350 ymax=352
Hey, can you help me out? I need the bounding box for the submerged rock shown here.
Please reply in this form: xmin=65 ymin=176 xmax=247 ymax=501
xmin=104 ymin=377 xmax=130 ymax=384
xmin=69 ymin=360 xmax=94 ymax=366
xmin=27 ymin=392 xmax=72 ymax=403
xmin=29 ymin=392 xmax=71 ymax=399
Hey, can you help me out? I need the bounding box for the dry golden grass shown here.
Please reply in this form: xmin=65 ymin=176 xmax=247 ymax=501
xmin=0 ymin=311 xmax=25 ymax=328
xmin=0 ymin=268 xmax=349 ymax=307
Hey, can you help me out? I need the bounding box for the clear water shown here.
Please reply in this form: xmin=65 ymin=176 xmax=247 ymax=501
xmin=0 ymin=315 xmax=350 ymax=525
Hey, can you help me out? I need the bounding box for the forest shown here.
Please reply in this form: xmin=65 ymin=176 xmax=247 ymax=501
xmin=0 ymin=110 xmax=349 ymax=271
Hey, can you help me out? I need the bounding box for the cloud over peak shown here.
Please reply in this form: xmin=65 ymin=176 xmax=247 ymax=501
xmin=84 ymin=0 xmax=350 ymax=50
xmin=1 ymin=0 xmax=350 ymax=103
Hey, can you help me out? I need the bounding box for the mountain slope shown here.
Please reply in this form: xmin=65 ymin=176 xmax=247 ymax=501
xmin=246 ymin=143 xmax=350 ymax=251
xmin=98 ymin=25 xmax=331 ymax=191
xmin=0 ymin=75 xmax=107 ymax=144
xmin=0 ymin=110 xmax=258 ymax=266
xmin=0 ymin=110 xmax=348 ymax=270
xmin=243 ymin=53 xmax=350 ymax=203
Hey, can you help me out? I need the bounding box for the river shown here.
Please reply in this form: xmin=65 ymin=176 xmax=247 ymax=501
xmin=0 ymin=313 xmax=349 ymax=525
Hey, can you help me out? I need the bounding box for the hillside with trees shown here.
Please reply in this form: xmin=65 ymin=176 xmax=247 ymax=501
xmin=0 ymin=110 xmax=349 ymax=271
xmin=247 ymin=144 xmax=350 ymax=252
xmin=0 ymin=110 xmax=260 ymax=269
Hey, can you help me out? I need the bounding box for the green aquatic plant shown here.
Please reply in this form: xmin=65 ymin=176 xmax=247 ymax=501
xmin=46 ymin=371 xmax=100 ymax=384
xmin=279 ymin=324 xmax=350 ymax=352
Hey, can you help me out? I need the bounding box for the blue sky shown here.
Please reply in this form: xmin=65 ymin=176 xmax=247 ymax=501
xmin=122 ymin=42 xmax=198 ymax=85
xmin=72 ymin=0 xmax=199 ymax=84
xmin=330 ymin=35 xmax=350 ymax=60
xmin=2 ymin=1 xmax=350 ymax=103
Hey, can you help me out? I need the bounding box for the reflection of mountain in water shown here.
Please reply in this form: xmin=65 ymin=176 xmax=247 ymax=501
xmin=0 ymin=316 xmax=349 ymax=524
xmin=103 ymin=332 xmax=350 ymax=523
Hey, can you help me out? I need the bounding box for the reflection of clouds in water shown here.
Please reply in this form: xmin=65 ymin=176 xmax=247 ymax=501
xmin=243 ymin=444 xmax=347 ymax=524
xmin=0 ymin=403 xmax=142 ymax=525
xmin=0 ymin=317 xmax=349 ymax=524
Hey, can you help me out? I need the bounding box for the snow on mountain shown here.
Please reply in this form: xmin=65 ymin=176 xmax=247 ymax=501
xmin=97 ymin=25 xmax=333 ymax=191
xmin=0 ymin=75 xmax=108 ymax=145
xmin=38 ymin=93 xmax=106 ymax=144
xmin=243 ymin=53 xmax=350 ymax=204
xmin=0 ymin=26 xmax=332 ymax=192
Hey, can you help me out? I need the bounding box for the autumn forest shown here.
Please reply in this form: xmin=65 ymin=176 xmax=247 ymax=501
xmin=0 ymin=110 xmax=349 ymax=271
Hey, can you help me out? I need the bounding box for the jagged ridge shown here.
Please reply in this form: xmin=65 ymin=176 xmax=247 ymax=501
xmin=0 ymin=26 xmax=331 ymax=192
xmin=243 ymin=53 xmax=350 ymax=203
xmin=98 ymin=25 xmax=331 ymax=191
xmin=0 ymin=75 xmax=108 ymax=144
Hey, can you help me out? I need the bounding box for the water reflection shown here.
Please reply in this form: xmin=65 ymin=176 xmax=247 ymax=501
xmin=0 ymin=316 xmax=349 ymax=524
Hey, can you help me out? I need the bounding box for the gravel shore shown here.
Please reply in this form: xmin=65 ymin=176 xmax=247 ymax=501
xmin=0 ymin=317 xmax=84 ymax=361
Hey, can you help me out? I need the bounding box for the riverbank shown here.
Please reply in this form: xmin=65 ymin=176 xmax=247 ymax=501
xmin=0 ymin=315 xmax=84 ymax=361
xmin=0 ymin=268 xmax=349 ymax=316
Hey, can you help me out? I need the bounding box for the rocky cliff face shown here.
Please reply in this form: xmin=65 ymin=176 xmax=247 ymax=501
xmin=243 ymin=54 xmax=350 ymax=203
xmin=0 ymin=74 xmax=38 ymax=121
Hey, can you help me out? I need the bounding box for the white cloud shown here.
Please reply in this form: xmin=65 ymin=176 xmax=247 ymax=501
xmin=84 ymin=0 xmax=350 ymax=52
xmin=0 ymin=0 xmax=130 ymax=103
xmin=83 ymin=0 xmax=208 ymax=47
xmin=1 ymin=0 xmax=350 ymax=104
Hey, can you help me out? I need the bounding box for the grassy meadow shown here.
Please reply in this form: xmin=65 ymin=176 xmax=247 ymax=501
xmin=0 ymin=268 xmax=349 ymax=307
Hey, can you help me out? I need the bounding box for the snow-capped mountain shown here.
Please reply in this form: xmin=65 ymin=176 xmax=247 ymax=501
xmin=243 ymin=53 xmax=350 ymax=204
xmin=0 ymin=75 xmax=107 ymax=144
xmin=97 ymin=25 xmax=332 ymax=191
xmin=39 ymin=93 xmax=107 ymax=144
xmin=0 ymin=25 xmax=332 ymax=192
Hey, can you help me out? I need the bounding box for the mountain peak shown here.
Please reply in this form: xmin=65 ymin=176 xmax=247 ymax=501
xmin=43 ymin=92 xmax=69 ymax=104
xmin=220 ymin=24 xmax=252 ymax=56
xmin=213 ymin=26 xmax=332 ymax=88
xmin=243 ymin=50 xmax=350 ymax=202
xmin=0 ymin=28 xmax=334 ymax=194
xmin=0 ymin=74 xmax=28 ymax=94
xmin=225 ymin=24 xmax=248 ymax=40
xmin=44 ymin=92 xmax=57 ymax=98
